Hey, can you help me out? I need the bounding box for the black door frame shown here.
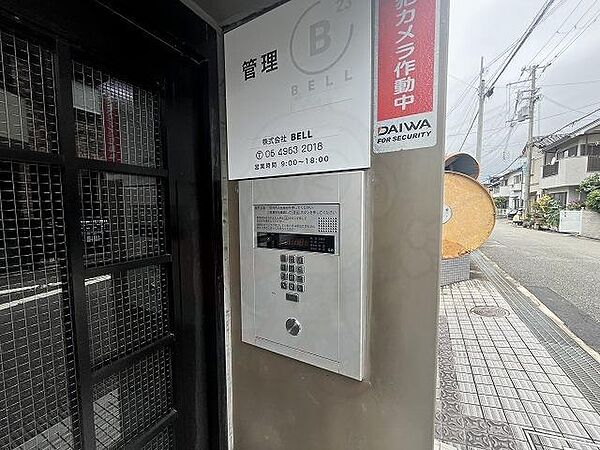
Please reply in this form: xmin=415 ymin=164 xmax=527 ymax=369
xmin=0 ymin=1 xmax=226 ymax=449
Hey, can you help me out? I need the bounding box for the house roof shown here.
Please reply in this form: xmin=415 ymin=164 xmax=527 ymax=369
xmin=488 ymin=163 xmax=524 ymax=183
xmin=539 ymin=116 xmax=600 ymax=153
xmin=520 ymin=134 xmax=569 ymax=156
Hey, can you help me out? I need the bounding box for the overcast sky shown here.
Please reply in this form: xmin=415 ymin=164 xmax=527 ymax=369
xmin=445 ymin=0 xmax=600 ymax=180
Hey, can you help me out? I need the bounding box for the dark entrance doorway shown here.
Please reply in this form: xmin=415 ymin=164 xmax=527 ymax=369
xmin=0 ymin=1 xmax=224 ymax=449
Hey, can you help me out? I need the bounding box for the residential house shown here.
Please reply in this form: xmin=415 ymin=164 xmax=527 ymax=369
xmin=538 ymin=118 xmax=600 ymax=206
xmin=527 ymin=134 xmax=568 ymax=204
xmin=486 ymin=164 xmax=524 ymax=210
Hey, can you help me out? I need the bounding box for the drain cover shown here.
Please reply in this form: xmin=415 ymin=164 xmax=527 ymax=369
xmin=470 ymin=306 xmax=509 ymax=318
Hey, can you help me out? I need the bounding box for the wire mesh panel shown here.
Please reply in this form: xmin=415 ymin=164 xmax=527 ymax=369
xmin=0 ymin=162 xmax=79 ymax=449
xmin=72 ymin=61 xmax=162 ymax=168
xmin=78 ymin=171 xmax=167 ymax=267
xmin=142 ymin=426 xmax=174 ymax=450
xmin=92 ymin=347 xmax=173 ymax=449
xmin=0 ymin=29 xmax=59 ymax=153
xmin=86 ymin=265 xmax=171 ymax=370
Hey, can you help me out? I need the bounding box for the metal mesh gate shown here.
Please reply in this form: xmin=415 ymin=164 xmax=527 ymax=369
xmin=0 ymin=26 xmax=176 ymax=449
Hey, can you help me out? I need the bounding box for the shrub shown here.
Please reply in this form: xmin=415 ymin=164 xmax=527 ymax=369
xmin=566 ymin=200 xmax=585 ymax=210
xmin=531 ymin=195 xmax=560 ymax=228
xmin=578 ymin=174 xmax=600 ymax=195
xmin=586 ymin=190 xmax=600 ymax=213
xmin=494 ymin=196 xmax=508 ymax=209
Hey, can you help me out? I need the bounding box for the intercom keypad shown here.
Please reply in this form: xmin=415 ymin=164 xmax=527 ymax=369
xmin=280 ymin=253 xmax=305 ymax=297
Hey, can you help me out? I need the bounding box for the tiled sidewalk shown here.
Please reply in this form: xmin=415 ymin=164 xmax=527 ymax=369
xmin=435 ymin=275 xmax=600 ymax=450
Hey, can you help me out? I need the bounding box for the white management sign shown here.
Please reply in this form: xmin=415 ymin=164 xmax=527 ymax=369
xmin=225 ymin=0 xmax=372 ymax=180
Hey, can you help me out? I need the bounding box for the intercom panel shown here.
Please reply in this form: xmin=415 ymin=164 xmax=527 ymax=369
xmin=239 ymin=171 xmax=367 ymax=380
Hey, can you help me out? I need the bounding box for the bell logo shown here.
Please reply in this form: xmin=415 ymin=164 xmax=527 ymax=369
xmin=290 ymin=1 xmax=354 ymax=75
xmin=309 ymin=20 xmax=331 ymax=56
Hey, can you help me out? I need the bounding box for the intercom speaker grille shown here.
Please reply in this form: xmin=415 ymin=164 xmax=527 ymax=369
xmin=93 ymin=347 xmax=173 ymax=449
xmin=72 ymin=61 xmax=163 ymax=168
xmin=0 ymin=29 xmax=60 ymax=154
xmin=0 ymin=162 xmax=80 ymax=449
xmin=317 ymin=216 xmax=339 ymax=234
xmin=86 ymin=264 xmax=171 ymax=370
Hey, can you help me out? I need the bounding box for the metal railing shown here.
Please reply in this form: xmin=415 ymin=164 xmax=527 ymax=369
xmin=588 ymin=155 xmax=600 ymax=172
xmin=542 ymin=162 xmax=559 ymax=177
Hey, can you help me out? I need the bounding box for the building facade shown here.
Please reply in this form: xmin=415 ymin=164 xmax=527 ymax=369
xmin=488 ymin=165 xmax=524 ymax=210
xmin=538 ymin=119 xmax=600 ymax=206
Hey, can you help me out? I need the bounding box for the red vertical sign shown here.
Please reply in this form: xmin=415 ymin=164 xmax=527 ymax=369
xmin=378 ymin=0 xmax=436 ymax=120
xmin=375 ymin=0 xmax=438 ymax=152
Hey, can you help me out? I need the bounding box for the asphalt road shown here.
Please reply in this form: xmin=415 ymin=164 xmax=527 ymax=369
xmin=480 ymin=220 xmax=600 ymax=349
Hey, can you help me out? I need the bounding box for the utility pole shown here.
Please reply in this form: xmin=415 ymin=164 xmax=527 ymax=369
xmin=522 ymin=65 xmax=540 ymax=217
xmin=475 ymin=57 xmax=485 ymax=164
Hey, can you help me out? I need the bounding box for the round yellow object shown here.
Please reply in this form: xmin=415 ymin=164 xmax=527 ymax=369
xmin=442 ymin=171 xmax=495 ymax=259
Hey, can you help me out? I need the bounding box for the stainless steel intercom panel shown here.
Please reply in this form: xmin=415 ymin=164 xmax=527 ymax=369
xmin=239 ymin=171 xmax=367 ymax=380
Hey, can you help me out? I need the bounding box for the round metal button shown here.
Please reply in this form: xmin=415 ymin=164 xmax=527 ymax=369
xmin=285 ymin=317 xmax=301 ymax=336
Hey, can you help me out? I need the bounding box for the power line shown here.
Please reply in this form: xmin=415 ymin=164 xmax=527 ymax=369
xmin=544 ymin=8 xmax=600 ymax=64
xmin=540 ymin=78 xmax=600 ymax=87
xmin=492 ymin=154 xmax=524 ymax=177
xmin=526 ymin=0 xmax=587 ymax=66
xmin=547 ymin=105 xmax=600 ymax=135
xmin=486 ymin=0 xmax=558 ymax=92
xmin=457 ymin=114 xmax=479 ymax=153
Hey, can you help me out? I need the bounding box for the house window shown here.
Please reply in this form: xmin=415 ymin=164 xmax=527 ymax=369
xmin=550 ymin=192 xmax=567 ymax=207
xmin=582 ymin=143 xmax=600 ymax=157
xmin=514 ymin=174 xmax=522 ymax=184
xmin=567 ymin=147 xmax=578 ymax=157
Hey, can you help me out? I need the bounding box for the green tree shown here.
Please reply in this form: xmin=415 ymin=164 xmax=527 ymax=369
xmin=586 ymin=190 xmax=600 ymax=213
xmin=531 ymin=195 xmax=560 ymax=228
xmin=494 ymin=196 xmax=508 ymax=209
xmin=578 ymin=174 xmax=600 ymax=195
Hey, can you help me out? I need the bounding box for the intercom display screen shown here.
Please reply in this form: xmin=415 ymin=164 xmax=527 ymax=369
xmin=257 ymin=232 xmax=335 ymax=254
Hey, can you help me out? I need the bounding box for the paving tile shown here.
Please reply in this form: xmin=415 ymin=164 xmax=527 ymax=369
xmin=532 ymin=381 xmax=559 ymax=394
xmin=506 ymin=369 xmax=528 ymax=380
xmin=522 ymin=401 xmax=550 ymax=416
xmin=462 ymin=392 xmax=479 ymax=405
xmin=490 ymin=368 xmax=510 ymax=378
xmin=493 ymin=377 xmax=514 ymax=388
xmin=539 ymin=392 xmax=568 ymax=407
xmin=480 ymin=395 xmax=502 ymax=408
xmin=489 ymin=433 xmax=517 ymax=450
xmin=529 ymin=414 xmax=559 ymax=432
xmin=439 ymin=425 xmax=466 ymax=445
xmin=474 ymin=374 xmax=494 ymax=385
xmin=483 ymin=407 xmax=507 ymax=423
xmin=527 ymin=371 xmax=551 ymax=383
xmin=518 ymin=389 xmax=543 ymax=403
xmin=503 ymin=410 xmax=532 ymax=427
xmin=584 ymin=423 xmax=600 ymax=440
xmin=438 ymin=278 xmax=600 ymax=450
xmin=573 ymin=407 xmax=600 ymax=425
xmin=495 ymin=385 xmax=518 ymax=398
xmin=500 ymin=397 xmax=525 ymax=412
xmin=466 ymin=430 xmax=491 ymax=448
xmin=512 ymin=379 xmax=535 ymax=390
xmin=548 ymin=374 xmax=574 ymax=385
xmin=558 ymin=385 xmax=584 ymax=397
xmin=459 ymin=381 xmax=478 ymax=394
xmin=554 ymin=418 xmax=589 ymax=438
xmin=463 ymin=403 xmax=484 ymax=418
xmin=564 ymin=396 xmax=595 ymax=411
xmin=546 ymin=404 xmax=578 ymax=421
xmin=476 ymin=384 xmax=497 ymax=396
